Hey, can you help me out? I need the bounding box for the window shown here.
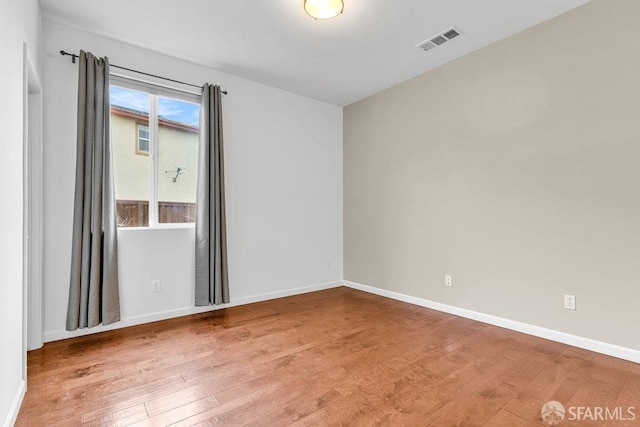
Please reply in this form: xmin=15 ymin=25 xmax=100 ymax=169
xmin=110 ymin=80 xmax=201 ymax=227
xmin=136 ymin=124 xmax=150 ymax=154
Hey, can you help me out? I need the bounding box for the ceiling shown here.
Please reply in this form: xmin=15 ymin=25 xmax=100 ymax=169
xmin=40 ymin=0 xmax=591 ymax=106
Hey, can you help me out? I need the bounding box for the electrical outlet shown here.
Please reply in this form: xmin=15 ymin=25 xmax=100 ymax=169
xmin=445 ymin=275 xmax=452 ymax=287
xmin=325 ymin=260 xmax=331 ymax=270
xmin=152 ymin=280 xmax=161 ymax=293
xmin=564 ymin=294 xmax=576 ymax=310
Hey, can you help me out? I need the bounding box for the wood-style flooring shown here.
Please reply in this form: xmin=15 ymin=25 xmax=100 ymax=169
xmin=16 ymin=287 xmax=640 ymax=426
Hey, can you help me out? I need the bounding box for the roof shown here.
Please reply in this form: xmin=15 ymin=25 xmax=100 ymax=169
xmin=111 ymin=105 xmax=199 ymax=133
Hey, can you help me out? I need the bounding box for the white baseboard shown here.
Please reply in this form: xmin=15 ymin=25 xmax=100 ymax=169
xmin=44 ymin=280 xmax=343 ymax=343
xmin=42 ymin=279 xmax=640 ymax=363
xmin=344 ymin=281 xmax=640 ymax=364
xmin=4 ymin=379 xmax=25 ymax=427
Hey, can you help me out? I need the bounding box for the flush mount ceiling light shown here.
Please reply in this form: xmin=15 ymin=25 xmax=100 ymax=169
xmin=304 ymin=0 xmax=344 ymax=20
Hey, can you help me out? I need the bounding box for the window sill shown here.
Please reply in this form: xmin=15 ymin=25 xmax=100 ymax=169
xmin=117 ymin=223 xmax=195 ymax=232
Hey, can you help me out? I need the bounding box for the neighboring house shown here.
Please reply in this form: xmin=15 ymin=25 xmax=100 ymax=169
xmin=111 ymin=105 xmax=199 ymax=226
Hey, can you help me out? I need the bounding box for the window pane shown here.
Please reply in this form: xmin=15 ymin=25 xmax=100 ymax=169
xmin=137 ymin=125 xmax=150 ymax=153
xmin=111 ymin=85 xmax=150 ymax=227
xmin=138 ymin=137 xmax=149 ymax=154
xmin=157 ymin=96 xmax=200 ymax=224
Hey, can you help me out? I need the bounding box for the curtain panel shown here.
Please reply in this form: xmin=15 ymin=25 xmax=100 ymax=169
xmin=66 ymin=50 xmax=120 ymax=330
xmin=195 ymin=84 xmax=229 ymax=306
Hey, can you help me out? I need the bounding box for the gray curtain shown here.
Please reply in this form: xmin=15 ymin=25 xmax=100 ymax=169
xmin=66 ymin=51 xmax=120 ymax=330
xmin=195 ymin=84 xmax=229 ymax=306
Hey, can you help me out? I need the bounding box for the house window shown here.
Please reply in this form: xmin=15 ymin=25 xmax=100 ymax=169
xmin=110 ymin=81 xmax=201 ymax=227
xmin=136 ymin=124 xmax=150 ymax=154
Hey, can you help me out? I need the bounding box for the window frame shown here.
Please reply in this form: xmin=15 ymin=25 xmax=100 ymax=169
xmin=110 ymin=74 xmax=201 ymax=228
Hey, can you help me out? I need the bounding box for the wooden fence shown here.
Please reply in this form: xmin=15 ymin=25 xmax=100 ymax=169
xmin=116 ymin=200 xmax=195 ymax=227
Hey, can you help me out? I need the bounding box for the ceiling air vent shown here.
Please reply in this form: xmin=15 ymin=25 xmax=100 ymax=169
xmin=417 ymin=27 xmax=462 ymax=53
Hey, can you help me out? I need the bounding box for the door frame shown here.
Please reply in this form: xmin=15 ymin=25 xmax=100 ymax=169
xmin=23 ymin=43 xmax=44 ymax=385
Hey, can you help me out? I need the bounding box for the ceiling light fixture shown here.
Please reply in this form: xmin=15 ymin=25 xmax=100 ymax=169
xmin=304 ymin=0 xmax=344 ymax=20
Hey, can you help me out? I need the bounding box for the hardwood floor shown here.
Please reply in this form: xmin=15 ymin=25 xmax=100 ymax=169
xmin=17 ymin=287 xmax=639 ymax=426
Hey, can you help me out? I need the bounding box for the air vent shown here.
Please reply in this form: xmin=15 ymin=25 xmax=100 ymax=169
xmin=417 ymin=27 xmax=462 ymax=53
xmin=443 ymin=29 xmax=460 ymax=40
xmin=430 ymin=35 xmax=447 ymax=46
xmin=419 ymin=41 xmax=437 ymax=52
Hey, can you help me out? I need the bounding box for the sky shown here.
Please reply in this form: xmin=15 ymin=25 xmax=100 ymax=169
xmin=110 ymin=85 xmax=200 ymax=127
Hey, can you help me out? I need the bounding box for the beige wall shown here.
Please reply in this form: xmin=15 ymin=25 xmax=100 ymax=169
xmin=344 ymin=0 xmax=640 ymax=349
xmin=111 ymin=114 xmax=198 ymax=203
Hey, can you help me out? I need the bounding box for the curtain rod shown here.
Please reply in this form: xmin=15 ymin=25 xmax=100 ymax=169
xmin=60 ymin=50 xmax=228 ymax=95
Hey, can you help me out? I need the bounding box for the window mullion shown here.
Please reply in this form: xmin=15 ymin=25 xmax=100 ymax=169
xmin=149 ymin=94 xmax=159 ymax=226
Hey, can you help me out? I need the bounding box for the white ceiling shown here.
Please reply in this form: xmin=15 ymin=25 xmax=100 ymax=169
xmin=40 ymin=0 xmax=591 ymax=106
